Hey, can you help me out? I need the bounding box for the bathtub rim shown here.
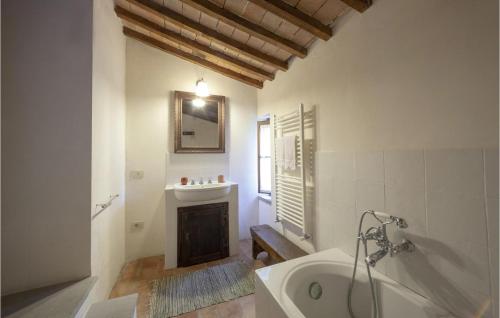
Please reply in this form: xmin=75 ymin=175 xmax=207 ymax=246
xmin=255 ymin=248 xmax=454 ymax=318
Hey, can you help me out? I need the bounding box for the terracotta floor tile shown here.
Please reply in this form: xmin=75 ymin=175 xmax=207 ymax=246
xmin=214 ymin=300 xmax=243 ymax=317
xmin=238 ymin=295 xmax=255 ymax=318
xmin=177 ymin=310 xmax=199 ymax=318
xmin=120 ymin=260 xmax=141 ymax=280
xmin=109 ymin=239 xmax=266 ymax=318
xmin=196 ymin=305 xmax=218 ymax=318
xmin=109 ymin=280 xmax=141 ymax=298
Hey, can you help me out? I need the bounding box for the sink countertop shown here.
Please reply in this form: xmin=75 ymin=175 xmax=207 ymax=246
xmin=165 ymin=181 xmax=237 ymax=191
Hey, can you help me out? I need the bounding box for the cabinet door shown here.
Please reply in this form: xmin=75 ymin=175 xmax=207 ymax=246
xmin=178 ymin=202 xmax=229 ymax=267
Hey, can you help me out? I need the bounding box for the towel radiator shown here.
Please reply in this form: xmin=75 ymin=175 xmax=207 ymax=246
xmin=272 ymin=104 xmax=311 ymax=239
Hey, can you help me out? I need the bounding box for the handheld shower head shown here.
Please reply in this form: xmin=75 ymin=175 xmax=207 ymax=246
xmin=370 ymin=211 xmax=408 ymax=229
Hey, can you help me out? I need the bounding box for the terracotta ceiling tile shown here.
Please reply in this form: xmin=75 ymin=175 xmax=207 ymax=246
xmin=199 ymin=12 xmax=219 ymax=29
xmin=241 ymin=2 xmax=266 ymax=23
xmin=296 ymin=0 xmax=328 ymax=16
xmin=120 ymin=8 xmax=167 ymax=36
xmin=313 ymin=0 xmax=349 ymax=25
xmin=223 ymin=0 xmax=247 ymax=15
xmin=292 ymin=29 xmax=315 ymax=46
xmin=216 ymin=21 xmax=236 ymax=37
xmin=231 ymin=28 xmax=250 ymax=44
xmin=261 ymin=42 xmax=279 ymax=55
xmin=165 ymin=0 xmax=183 ymax=13
xmin=260 ymin=12 xmax=283 ymax=32
xmin=182 ymin=3 xmax=202 ymax=22
xmin=246 ymin=36 xmax=265 ymax=50
xmin=274 ymin=20 xmax=300 ymax=40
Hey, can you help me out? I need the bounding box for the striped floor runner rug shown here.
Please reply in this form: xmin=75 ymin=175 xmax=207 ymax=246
xmin=148 ymin=261 xmax=255 ymax=318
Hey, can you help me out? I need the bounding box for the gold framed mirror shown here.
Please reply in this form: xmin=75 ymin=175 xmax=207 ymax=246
xmin=174 ymin=91 xmax=225 ymax=153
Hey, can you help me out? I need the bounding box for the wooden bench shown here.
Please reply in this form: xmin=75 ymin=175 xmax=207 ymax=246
xmin=250 ymin=224 xmax=307 ymax=262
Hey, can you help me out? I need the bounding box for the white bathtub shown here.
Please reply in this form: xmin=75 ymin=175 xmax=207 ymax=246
xmin=255 ymin=248 xmax=454 ymax=318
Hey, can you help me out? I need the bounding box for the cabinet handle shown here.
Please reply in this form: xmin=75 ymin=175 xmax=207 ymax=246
xmin=185 ymin=233 xmax=190 ymax=241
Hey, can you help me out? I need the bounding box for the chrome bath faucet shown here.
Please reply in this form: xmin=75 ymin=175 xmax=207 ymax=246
xmin=362 ymin=211 xmax=415 ymax=267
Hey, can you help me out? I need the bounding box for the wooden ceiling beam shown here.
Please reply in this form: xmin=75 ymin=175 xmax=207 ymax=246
xmin=123 ymin=27 xmax=264 ymax=89
xmin=246 ymin=0 xmax=332 ymax=41
xmin=125 ymin=0 xmax=288 ymax=71
xmin=179 ymin=0 xmax=307 ymax=58
xmin=340 ymin=0 xmax=372 ymax=13
xmin=115 ymin=6 xmax=274 ymax=81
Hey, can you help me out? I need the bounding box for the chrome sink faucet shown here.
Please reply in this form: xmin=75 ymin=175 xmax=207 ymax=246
xmin=362 ymin=211 xmax=415 ymax=267
xmin=199 ymin=177 xmax=204 ymax=185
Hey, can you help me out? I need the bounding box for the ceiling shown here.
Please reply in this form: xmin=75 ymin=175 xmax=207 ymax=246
xmin=115 ymin=0 xmax=372 ymax=88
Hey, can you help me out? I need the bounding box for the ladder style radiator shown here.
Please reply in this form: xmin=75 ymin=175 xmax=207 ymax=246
xmin=272 ymin=103 xmax=312 ymax=239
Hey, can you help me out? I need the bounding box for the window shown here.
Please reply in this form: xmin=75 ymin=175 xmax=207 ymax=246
xmin=258 ymin=119 xmax=271 ymax=194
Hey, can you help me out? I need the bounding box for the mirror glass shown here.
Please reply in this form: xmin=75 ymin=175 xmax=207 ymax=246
xmin=174 ymin=91 xmax=225 ymax=153
xmin=181 ymin=99 xmax=219 ymax=148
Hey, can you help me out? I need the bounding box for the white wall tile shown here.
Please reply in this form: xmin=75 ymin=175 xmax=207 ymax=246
xmin=315 ymin=205 xmax=336 ymax=251
xmin=316 ymin=152 xmax=334 ymax=208
xmin=484 ymin=148 xmax=499 ymax=198
xmin=353 ymin=151 xmax=387 ymax=272
xmin=485 ymin=148 xmax=499 ymax=318
xmin=331 ymin=203 xmax=357 ymax=257
xmin=486 ymin=195 xmax=499 ymax=318
xmin=315 ymin=152 xmax=335 ymax=250
xmin=425 ymin=149 xmax=491 ymax=316
xmin=384 ymin=150 xmax=428 ymax=294
xmin=384 ymin=150 xmax=426 ymax=236
xmin=425 ymin=149 xmax=487 ymax=246
xmin=430 ymin=240 xmax=492 ymax=316
xmin=331 ymin=152 xmax=356 ymax=206
xmin=308 ymin=149 xmax=494 ymax=317
xmin=354 ymin=151 xmax=385 ymax=214
xmin=355 ymin=151 xmax=385 ymax=183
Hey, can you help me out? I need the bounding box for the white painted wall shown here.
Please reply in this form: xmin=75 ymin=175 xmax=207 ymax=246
xmin=1 ymin=0 xmax=93 ymax=294
xmin=125 ymin=39 xmax=258 ymax=261
xmin=257 ymin=0 xmax=498 ymax=317
xmin=88 ymin=0 xmax=126 ymax=304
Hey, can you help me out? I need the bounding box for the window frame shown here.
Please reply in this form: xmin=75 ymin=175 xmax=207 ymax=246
xmin=257 ymin=119 xmax=271 ymax=195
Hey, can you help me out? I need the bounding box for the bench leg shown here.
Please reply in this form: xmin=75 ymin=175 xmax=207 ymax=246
xmin=252 ymin=239 xmax=264 ymax=259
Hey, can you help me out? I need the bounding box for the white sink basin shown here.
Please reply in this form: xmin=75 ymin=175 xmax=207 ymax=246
xmin=173 ymin=182 xmax=231 ymax=202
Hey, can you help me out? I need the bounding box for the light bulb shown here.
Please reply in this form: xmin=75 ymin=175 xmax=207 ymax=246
xmin=195 ymin=79 xmax=209 ymax=97
xmin=193 ymin=98 xmax=206 ymax=107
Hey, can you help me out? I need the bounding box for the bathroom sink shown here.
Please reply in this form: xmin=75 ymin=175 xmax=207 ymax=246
xmin=173 ymin=182 xmax=231 ymax=202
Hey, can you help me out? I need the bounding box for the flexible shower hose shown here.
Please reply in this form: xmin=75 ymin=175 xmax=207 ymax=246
xmin=347 ymin=211 xmax=380 ymax=318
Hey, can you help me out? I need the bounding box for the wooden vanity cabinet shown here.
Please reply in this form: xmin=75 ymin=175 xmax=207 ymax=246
xmin=177 ymin=202 xmax=229 ymax=267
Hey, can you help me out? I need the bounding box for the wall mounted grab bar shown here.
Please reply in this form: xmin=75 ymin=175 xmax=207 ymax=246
xmin=91 ymin=194 xmax=120 ymax=220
